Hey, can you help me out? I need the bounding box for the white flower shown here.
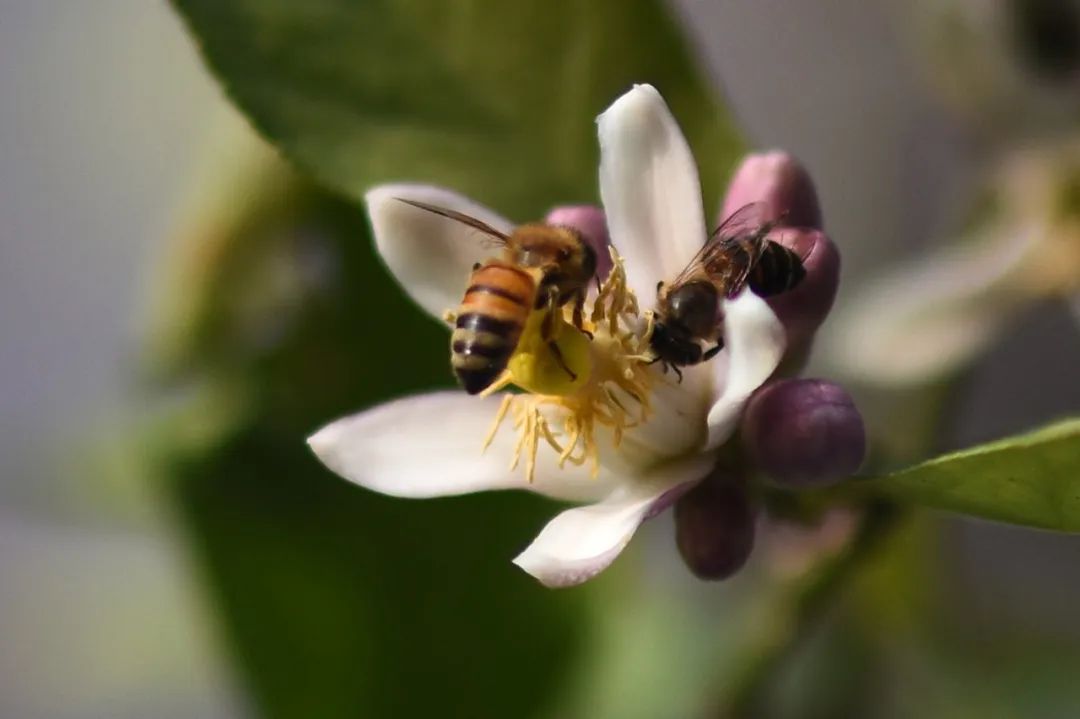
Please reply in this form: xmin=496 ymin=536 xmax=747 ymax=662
xmin=307 ymin=85 xmax=786 ymax=587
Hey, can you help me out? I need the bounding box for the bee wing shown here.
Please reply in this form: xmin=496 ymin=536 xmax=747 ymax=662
xmin=711 ymin=202 xmax=775 ymax=241
xmin=668 ymin=202 xmax=775 ymax=295
xmin=394 ymin=198 xmax=510 ymax=247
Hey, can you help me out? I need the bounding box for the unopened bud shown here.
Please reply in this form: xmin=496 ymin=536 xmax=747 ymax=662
xmin=742 ymin=379 xmax=866 ymax=488
xmin=674 ymin=469 xmax=757 ymax=580
xmin=719 ymin=153 xmax=836 ymax=350
xmin=721 ymin=151 xmax=823 ymax=230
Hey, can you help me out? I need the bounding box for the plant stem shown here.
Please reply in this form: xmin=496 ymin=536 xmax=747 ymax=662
xmin=715 ymin=500 xmax=900 ymax=719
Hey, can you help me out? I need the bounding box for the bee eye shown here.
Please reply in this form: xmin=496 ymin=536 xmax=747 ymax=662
xmin=558 ymin=249 xmax=570 ymax=261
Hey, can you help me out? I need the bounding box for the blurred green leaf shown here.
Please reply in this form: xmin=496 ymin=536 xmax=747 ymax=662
xmin=170 ymin=0 xmax=742 ymax=219
xmin=861 ymin=418 xmax=1080 ymax=531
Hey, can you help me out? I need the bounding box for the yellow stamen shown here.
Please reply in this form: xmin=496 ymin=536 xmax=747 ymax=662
xmin=478 ymin=370 xmax=513 ymax=398
xmin=481 ymin=394 xmax=513 ymax=452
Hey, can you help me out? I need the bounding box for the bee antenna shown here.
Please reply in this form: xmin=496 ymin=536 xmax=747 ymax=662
xmin=393 ymin=197 xmax=510 ymax=242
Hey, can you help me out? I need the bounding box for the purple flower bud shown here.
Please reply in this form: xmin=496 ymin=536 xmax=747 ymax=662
xmin=741 ymin=379 xmax=866 ymax=488
xmin=674 ymin=469 xmax=757 ymax=580
xmin=720 ymin=151 xmax=823 ymax=230
xmin=765 ymin=227 xmax=841 ymax=349
xmin=544 ymin=205 xmax=612 ymax=280
xmin=718 ymin=153 xmax=837 ymax=350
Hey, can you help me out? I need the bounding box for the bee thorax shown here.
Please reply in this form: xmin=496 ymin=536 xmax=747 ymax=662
xmin=665 ymin=281 xmax=719 ymax=339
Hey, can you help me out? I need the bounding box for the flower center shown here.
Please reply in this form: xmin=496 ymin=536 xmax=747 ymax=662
xmin=481 ymin=250 xmax=654 ymax=482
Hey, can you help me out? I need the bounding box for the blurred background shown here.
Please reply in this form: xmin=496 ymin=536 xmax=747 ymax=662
xmin=2 ymin=1 xmax=1078 ymax=717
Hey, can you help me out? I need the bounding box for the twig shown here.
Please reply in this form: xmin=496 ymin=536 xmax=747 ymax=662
xmin=714 ymin=500 xmax=901 ymax=719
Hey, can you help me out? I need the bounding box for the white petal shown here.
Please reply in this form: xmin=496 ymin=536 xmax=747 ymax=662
xmin=512 ymin=453 xmax=714 ymax=588
xmin=366 ymin=184 xmax=514 ymax=320
xmin=597 ymin=84 xmax=709 ymax=301
xmin=616 ymin=366 xmax=712 ymax=461
xmin=706 ymin=290 xmax=786 ymax=450
xmin=821 ymin=226 xmax=1039 ymax=385
xmin=308 ymin=392 xmax=617 ymax=504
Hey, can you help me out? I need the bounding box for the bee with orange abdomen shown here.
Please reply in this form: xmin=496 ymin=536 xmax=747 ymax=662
xmin=450 ymin=260 xmax=539 ymax=394
xmin=396 ymin=199 xmax=598 ymax=394
xmin=648 ymin=203 xmax=807 ymax=377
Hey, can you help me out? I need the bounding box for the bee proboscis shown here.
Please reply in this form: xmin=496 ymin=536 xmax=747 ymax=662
xmin=396 ymin=199 xmax=598 ymax=394
xmin=648 ymin=203 xmax=808 ymax=377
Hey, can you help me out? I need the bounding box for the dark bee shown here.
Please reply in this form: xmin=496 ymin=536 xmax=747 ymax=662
xmin=396 ymin=199 xmax=597 ymax=394
xmin=649 ymin=203 xmax=807 ymax=376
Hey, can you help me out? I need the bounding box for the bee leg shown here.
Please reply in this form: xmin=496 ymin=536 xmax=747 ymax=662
xmin=538 ymin=293 xmax=578 ymax=382
xmin=673 ymin=365 xmax=683 ymax=383
xmin=540 ymin=290 xmax=559 ymax=339
xmin=703 ymin=343 xmax=723 ymax=361
xmin=572 ymin=291 xmax=593 ymax=339
xmin=546 ymin=339 xmax=578 ymax=382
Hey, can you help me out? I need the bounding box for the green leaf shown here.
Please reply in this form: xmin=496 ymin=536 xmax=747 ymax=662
xmin=170 ymin=0 xmax=742 ymax=219
xmin=862 ymin=418 xmax=1080 ymax=531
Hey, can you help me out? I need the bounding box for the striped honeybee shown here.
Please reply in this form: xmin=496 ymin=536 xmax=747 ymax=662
xmin=396 ymin=199 xmax=598 ymax=394
xmin=648 ymin=203 xmax=807 ymax=377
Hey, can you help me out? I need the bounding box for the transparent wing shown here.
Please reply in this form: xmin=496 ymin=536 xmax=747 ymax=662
xmin=711 ymin=202 xmax=773 ymax=242
xmin=395 ymin=198 xmax=510 ymax=247
xmin=668 ymin=202 xmax=774 ymax=290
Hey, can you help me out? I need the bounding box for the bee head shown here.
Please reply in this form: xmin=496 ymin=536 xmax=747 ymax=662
xmin=648 ymin=320 xmax=703 ymax=367
xmin=547 ymin=227 xmax=596 ymax=288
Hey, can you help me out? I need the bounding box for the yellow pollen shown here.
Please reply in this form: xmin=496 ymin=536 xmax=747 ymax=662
xmin=481 ymin=249 xmax=654 ymax=483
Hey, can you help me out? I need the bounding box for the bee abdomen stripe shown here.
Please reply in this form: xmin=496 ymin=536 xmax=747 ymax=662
xmin=452 ymin=329 xmax=509 ymax=348
xmin=451 ymin=339 xmax=508 ymax=358
xmin=464 ymin=284 xmax=529 ymax=307
xmin=452 ymin=353 xmax=499 ymax=371
xmin=455 ymin=312 xmax=519 ymax=336
xmin=749 ymin=244 xmax=805 ymax=295
xmin=471 ymin=262 xmax=535 ymax=286
xmin=773 ymin=246 xmax=803 ymax=289
xmin=455 ymin=367 xmax=496 ymax=395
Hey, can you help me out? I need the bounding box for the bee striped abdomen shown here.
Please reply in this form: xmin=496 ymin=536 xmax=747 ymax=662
xmin=748 ymin=241 xmax=806 ymax=296
xmin=451 ymin=261 xmax=537 ymax=394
